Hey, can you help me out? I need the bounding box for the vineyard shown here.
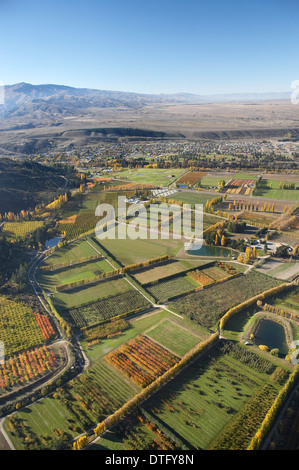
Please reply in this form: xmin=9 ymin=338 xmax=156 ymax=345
xmin=187 ymin=261 xmax=239 ymax=286
xmin=66 ymin=290 xmax=151 ymax=328
xmin=146 ymin=275 xmax=196 ymax=302
xmin=187 ymin=269 xmax=214 ymax=286
xmin=0 ymin=346 xmax=56 ymax=392
xmin=83 ymin=319 xmax=130 ymax=345
xmin=176 ymin=172 xmax=207 ymax=186
xmin=34 ymin=313 xmax=56 ymax=341
xmin=58 ymin=211 xmax=99 ymax=240
xmin=0 ymin=296 xmax=46 ymax=356
xmin=106 ymin=335 xmax=180 ymax=387
xmin=3 ymin=220 xmax=44 ymax=240
xmin=171 ymin=271 xmax=283 ymax=328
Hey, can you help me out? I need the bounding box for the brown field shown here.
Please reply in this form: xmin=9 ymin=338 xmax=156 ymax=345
xmin=59 ymin=215 xmax=77 ymax=224
xmin=176 ymin=171 xmax=207 ymax=185
xmin=222 ymin=197 xmax=295 ymax=214
xmin=225 ymin=178 xmax=255 ymax=196
xmin=132 ymin=259 xmax=207 ymax=285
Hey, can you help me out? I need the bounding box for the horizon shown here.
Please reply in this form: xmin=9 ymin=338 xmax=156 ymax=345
xmin=4 ymin=81 xmax=291 ymax=97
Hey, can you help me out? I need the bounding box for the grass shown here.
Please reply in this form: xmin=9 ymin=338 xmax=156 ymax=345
xmin=38 ymin=258 xmax=112 ymax=287
xmin=42 ymin=239 xmax=97 ymax=267
xmin=254 ymin=179 xmax=299 ymax=201
xmin=5 ymin=360 xmax=138 ymax=450
xmin=101 ymin=340 xmax=282 ymax=450
xmin=272 ymin=286 xmax=299 ymax=311
xmin=111 ymin=168 xmax=186 ymax=187
xmin=96 ymin=235 xmax=184 ymax=267
xmin=52 ymin=276 xmax=133 ymax=311
xmin=199 ymin=176 xmax=223 ymax=189
xmin=166 ymin=191 xmax=212 ymax=207
xmin=146 ymin=319 xmax=201 ymax=356
xmin=132 ymin=259 xmax=211 ymax=285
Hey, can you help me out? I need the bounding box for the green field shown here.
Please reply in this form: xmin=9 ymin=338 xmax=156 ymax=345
xmin=111 ymin=168 xmax=186 ymax=186
xmin=94 ymin=340 xmax=286 ymax=450
xmin=146 ymin=319 xmax=201 ymax=356
xmin=254 ymin=179 xmax=299 ymax=201
xmin=96 ymin=235 xmax=184 ymax=266
xmin=38 ymin=258 xmax=113 ymax=287
xmin=166 ymin=191 xmax=212 ymax=207
xmin=5 ymin=360 xmax=138 ymax=450
xmin=51 ymin=276 xmax=133 ymax=311
xmin=43 ymin=239 xmax=98 ymax=267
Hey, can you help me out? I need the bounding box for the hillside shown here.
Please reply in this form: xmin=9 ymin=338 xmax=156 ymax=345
xmin=0 ymin=158 xmax=70 ymax=214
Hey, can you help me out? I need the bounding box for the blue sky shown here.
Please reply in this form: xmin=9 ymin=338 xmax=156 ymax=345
xmin=0 ymin=0 xmax=298 ymax=94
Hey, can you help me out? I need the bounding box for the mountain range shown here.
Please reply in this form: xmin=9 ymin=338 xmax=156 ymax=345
xmin=0 ymin=82 xmax=290 ymax=120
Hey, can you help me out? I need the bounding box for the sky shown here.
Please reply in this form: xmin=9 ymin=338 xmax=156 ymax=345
xmin=0 ymin=0 xmax=298 ymax=95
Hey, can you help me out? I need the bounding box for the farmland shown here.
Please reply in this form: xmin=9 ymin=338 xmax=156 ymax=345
xmin=146 ymin=319 xmax=201 ymax=356
xmin=0 ymin=346 xmax=57 ymax=393
xmin=146 ymin=274 xmax=197 ymax=302
xmin=94 ymin=340 xmax=288 ymax=450
xmin=110 ymin=168 xmax=186 ymax=186
xmin=224 ymin=177 xmax=256 ymax=196
xmin=170 ymin=270 xmax=283 ymax=329
xmin=51 ymin=276 xmax=134 ymax=311
xmin=0 ymin=295 xmax=47 ymax=356
xmin=4 ymin=359 xmax=138 ymax=450
xmin=96 ymin=235 xmax=184 ymax=266
xmin=165 ymin=190 xmax=212 ymax=208
xmin=1 ymin=159 xmax=299 ymax=452
xmin=66 ymin=290 xmax=151 ymax=328
xmin=254 ymin=178 xmax=299 ymax=201
xmin=106 ymin=335 xmax=180 ymax=387
xmin=132 ymin=259 xmax=210 ymax=285
xmin=176 ymin=171 xmax=207 ymax=186
xmin=3 ymin=221 xmax=44 ymax=240
xmin=42 ymin=239 xmax=98 ymax=267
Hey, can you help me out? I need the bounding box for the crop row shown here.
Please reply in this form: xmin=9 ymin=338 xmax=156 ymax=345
xmin=106 ymin=335 xmax=180 ymax=387
xmin=67 ymin=290 xmax=151 ymax=328
xmin=0 ymin=346 xmax=56 ymax=391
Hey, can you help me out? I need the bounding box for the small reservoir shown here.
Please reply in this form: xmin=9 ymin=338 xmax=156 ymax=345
xmin=188 ymin=245 xmax=234 ymax=257
xmin=45 ymin=237 xmax=61 ymax=249
xmin=253 ymin=319 xmax=289 ymax=355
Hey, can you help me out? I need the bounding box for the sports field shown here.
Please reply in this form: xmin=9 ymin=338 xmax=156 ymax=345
xmin=111 ymin=168 xmax=186 ymax=186
xmin=254 ymin=179 xmax=299 ymax=201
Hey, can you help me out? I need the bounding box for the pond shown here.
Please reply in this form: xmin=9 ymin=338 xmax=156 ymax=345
xmin=253 ymin=318 xmax=289 ymax=355
xmin=45 ymin=237 xmax=61 ymax=249
xmin=188 ymin=245 xmax=234 ymax=257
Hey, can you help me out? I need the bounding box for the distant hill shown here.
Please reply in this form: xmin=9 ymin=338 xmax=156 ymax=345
xmin=0 ymin=82 xmax=290 ymax=120
xmin=0 ymin=158 xmax=69 ymax=214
